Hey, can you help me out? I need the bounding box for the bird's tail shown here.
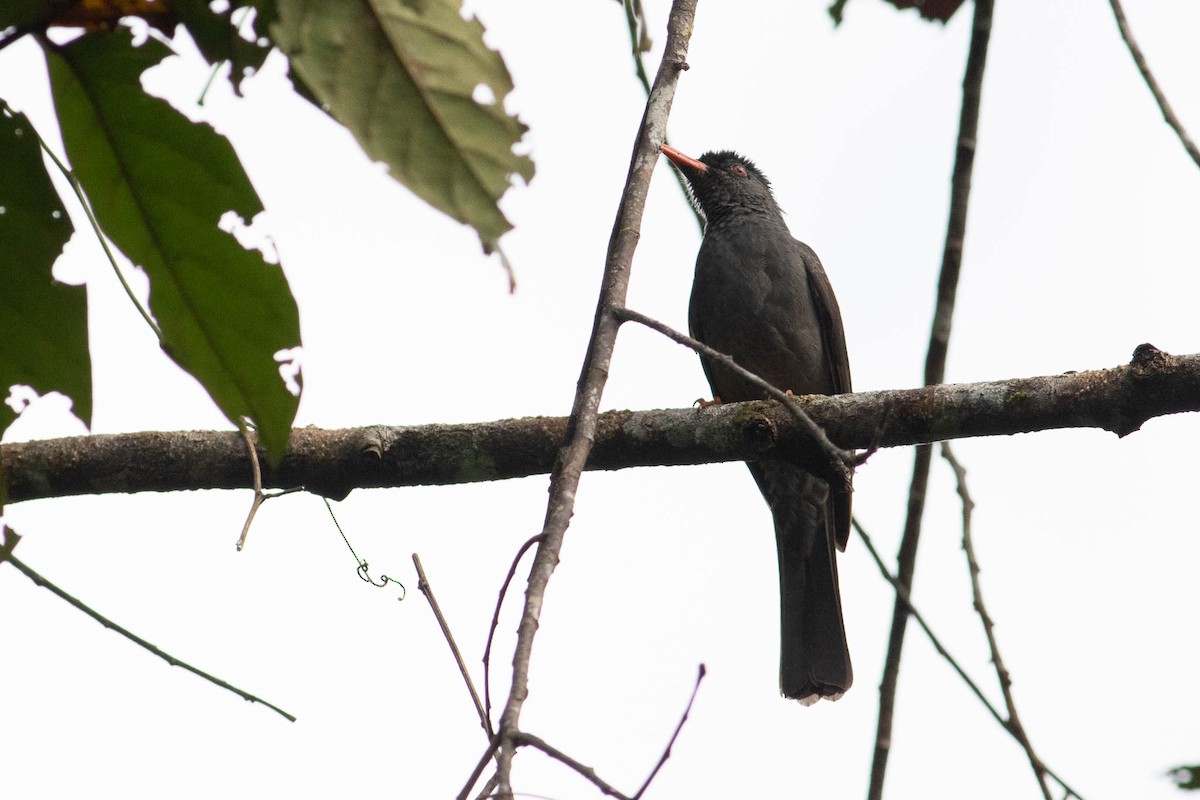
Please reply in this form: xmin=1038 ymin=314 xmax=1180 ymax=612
xmin=749 ymin=462 xmax=853 ymax=704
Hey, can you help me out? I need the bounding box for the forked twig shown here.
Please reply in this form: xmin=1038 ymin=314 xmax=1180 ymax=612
xmin=475 ymin=666 xmax=706 ymax=799
xmin=491 ymin=3 xmax=698 ymax=795
xmin=234 ymin=425 xmax=306 ymax=550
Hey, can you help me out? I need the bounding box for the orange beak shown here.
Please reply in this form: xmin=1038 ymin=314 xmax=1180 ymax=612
xmin=661 ymin=143 xmax=708 ymax=173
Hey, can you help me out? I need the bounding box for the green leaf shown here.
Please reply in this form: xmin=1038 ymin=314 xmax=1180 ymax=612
xmin=271 ymin=0 xmax=534 ymax=252
xmin=45 ymin=31 xmax=301 ymax=461
xmin=173 ymin=0 xmax=272 ymax=92
xmin=827 ymin=0 xmax=848 ymax=26
xmin=1170 ymin=765 xmax=1200 ymax=791
xmin=0 ymin=105 xmax=90 ymax=435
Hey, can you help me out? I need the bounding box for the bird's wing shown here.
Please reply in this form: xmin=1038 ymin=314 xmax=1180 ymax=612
xmin=798 ymin=242 xmax=851 ymax=396
xmin=797 ymin=241 xmax=853 ymax=551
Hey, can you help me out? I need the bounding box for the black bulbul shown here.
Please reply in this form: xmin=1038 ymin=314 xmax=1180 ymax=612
xmin=662 ymin=144 xmax=853 ymax=704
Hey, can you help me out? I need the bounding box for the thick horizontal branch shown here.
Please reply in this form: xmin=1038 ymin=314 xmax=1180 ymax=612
xmin=3 ymin=345 xmax=1197 ymax=504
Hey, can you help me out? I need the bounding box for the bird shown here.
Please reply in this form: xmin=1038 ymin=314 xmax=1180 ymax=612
xmin=661 ymin=143 xmax=853 ymax=704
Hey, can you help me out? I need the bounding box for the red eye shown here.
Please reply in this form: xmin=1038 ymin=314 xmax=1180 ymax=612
xmin=730 ymin=164 xmax=748 ymax=177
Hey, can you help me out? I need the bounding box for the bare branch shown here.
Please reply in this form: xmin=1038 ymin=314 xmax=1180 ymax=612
xmin=412 ymin=553 xmax=491 ymax=736
xmin=869 ymin=1 xmax=994 ymax=796
xmin=4 ymin=345 xmax=1198 ymax=506
xmin=1107 ymin=0 xmax=1200 ymax=169
xmin=3 ymin=545 xmax=295 ymax=722
xmin=493 ymin=3 xmax=697 ymax=794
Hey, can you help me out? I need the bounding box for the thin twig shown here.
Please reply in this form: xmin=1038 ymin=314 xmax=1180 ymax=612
xmin=483 ymin=534 xmax=543 ymax=730
xmin=868 ymin=2 xmax=994 ymax=796
xmin=633 ymin=664 xmax=706 ymax=799
xmin=1107 ymin=0 xmax=1200 ymax=169
xmin=616 ymin=306 xmax=855 ymax=488
xmin=412 ymin=553 xmax=491 ymax=736
xmin=513 ymin=731 xmax=631 ymax=800
xmin=236 ymin=422 xmax=263 ymax=550
xmin=941 ymin=443 xmax=1053 ymax=800
xmin=495 ymin=243 xmax=518 ymax=294
xmin=493 ymin=4 xmax=697 ymax=797
xmin=4 ymin=551 xmax=295 ymax=721
xmin=854 ymin=516 xmax=1084 ymax=800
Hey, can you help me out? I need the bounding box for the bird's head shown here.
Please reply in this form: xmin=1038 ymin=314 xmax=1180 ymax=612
xmin=661 ymin=145 xmax=781 ymax=225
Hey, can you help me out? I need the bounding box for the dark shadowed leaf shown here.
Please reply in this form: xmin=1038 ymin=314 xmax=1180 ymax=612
xmin=829 ymin=0 xmax=967 ymax=25
xmin=0 ymin=106 xmax=90 ymax=436
xmin=0 ymin=526 xmax=19 ymax=559
xmin=1 ymin=0 xmax=50 ymax=30
xmin=270 ymin=0 xmax=534 ymax=252
xmin=44 ymin=30 xmax=300 ymax=461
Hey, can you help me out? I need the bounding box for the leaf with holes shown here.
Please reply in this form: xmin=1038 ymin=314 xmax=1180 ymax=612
xmin=45 ymin=30 xmax=301 ymax=461
xmin=0 ymin=106 xmax=89 ymax=436
xmin=271 ymin=0 xmax=534 ymax=252
xmin=173 ymin=0 xmax=272 ymax=92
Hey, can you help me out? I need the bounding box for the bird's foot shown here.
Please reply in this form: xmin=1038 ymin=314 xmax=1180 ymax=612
xmin=694 ymin=396 xmax=723 ymax=409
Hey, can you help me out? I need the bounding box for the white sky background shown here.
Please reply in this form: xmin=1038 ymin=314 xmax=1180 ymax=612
xmin=2 ymin=0 xmax=1199 ymax=797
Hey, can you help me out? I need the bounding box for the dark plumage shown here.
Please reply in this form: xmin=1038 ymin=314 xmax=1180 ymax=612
xmin=662 ymin=144 xmax=853 ymax=704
